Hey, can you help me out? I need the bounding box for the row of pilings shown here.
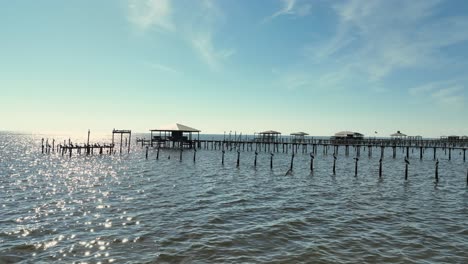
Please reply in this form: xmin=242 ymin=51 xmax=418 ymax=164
xmin=190 ymin=140 xmax=466 ymax=162
xmin=41 ymin=138 xmax=128 ymax=157
xmin=143 ymin=146 xmax=468 ymax=185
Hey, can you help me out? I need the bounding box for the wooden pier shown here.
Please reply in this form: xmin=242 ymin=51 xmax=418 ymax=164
xmin=181 ymin=138 xmax=467 ymax=161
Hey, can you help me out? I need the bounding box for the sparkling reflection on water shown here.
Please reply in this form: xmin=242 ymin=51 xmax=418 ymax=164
xmin=1 ymin=133 xmax=468 ymax=263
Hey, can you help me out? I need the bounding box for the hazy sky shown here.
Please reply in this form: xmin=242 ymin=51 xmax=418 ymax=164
xmin=1 ymin=0 xmax=467 ymax=137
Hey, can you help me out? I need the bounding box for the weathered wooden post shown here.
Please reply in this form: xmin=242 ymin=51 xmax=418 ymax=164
xmin=69 ymin=147 xmax=72 ymax=158
xmin=433 ymin=147 xmax=436 ymax=160
xmin=435 ymin=159 xmax=439 ymax=184
xmin=420 ymin=147 xmax=423 ymax=160
xmin=120 ymin=133 xmax=123 ymax=155
xmin=145 ymin=146 xmax=148 ymax=160
xmin=463 ymin=148 xmax=466 ymax=162
xmin=156 ymin=147 xmax=160 ymax=160
xmin=193 ymin=148 xmax=196 ymax=162
xmin=52 ymin=139 xmax=55 ymax=153
xmin=379 ymin=158 xmax=383 ymax=178
xmin=222 ymin=150 xmax=225 ymax=165
xmin=237 ymin=150 xmax=240 ymax=167
xmin=254 ymin=151 xmax=258 ymax=167
xmin=406 ymin=146 xmax=409 ymax=159
xmin=392 ymin=146 xmax=396 ymax=158
xmin=290 ymin=153 xmax=294 ymax=171
xmin=449 ymin=148 xmax=452 ymax=161
xmin=41 ymin=138 xmax=44 ymax=154
xmin=128 ymin=132 xmax=131 ymax=154
xmin=310 ymin=153 xmax=314 ymax=172
xmin=333 ymin=154 xmax=337 ymax=175
xmin=270 ymin=153 xmax=274 ymax=169
xmin=354 ymin=157 xmax=359 ymax=177
xmin=405 ymin=157 xmax=410 ymax=180
xmin=179 ymin=148 xmax=183 ymax=162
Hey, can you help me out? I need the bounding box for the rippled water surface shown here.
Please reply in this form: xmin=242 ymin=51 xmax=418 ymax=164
xmin=1 ymin=133 xmax=468 ymax=263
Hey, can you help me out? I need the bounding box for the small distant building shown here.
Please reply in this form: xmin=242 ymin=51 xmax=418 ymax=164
xmin=407 ymin=135 xmax=423 ymax=141
xmin=257 ymin=130 xmax=281 ymax=142
xmin=391 ymin=131 xmax=407 ymax=139
xmin=448 ymin=135 xmax=460 ymax=141
xmin=462 ymin=136 xmax=468 ymax=140
xmin=290 ymin=132 xmax=309 ymax=143
xmin=333 ymin=131 xmax=364 ymax=140
xmin=150 ymin=123 xmax=200 ymax=148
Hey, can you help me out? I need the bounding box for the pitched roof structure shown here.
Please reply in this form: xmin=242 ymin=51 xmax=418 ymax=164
xmin=390 ymin=131 xmax=407 ymax=137
xmin=290 ymin=132 xmax=309 ymax=136
xmin=258 ymin=130 xmax=281 ymax=134
xmin=151 ymin=123 xmax=200 ymax=132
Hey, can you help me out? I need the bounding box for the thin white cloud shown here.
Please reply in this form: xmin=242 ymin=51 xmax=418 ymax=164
xmin=185 ymin=1 xmax=234 ymax=71
xmin=431 ymin=85 xmax=464 ymax=108
xmin=126 ymin=0 xmax=234 ymax=71
xmin=191 ymin=32 xmax=235 ymax=71
xmin=127 ymin=0 xmax=174 ymax=32
xmin=145 ymin=62 xmax=180 ymax=74
xmin=264 ymin=0 xmax=312 ymax=22
xmin=308 ymin=0 xmax=468 ymax=83
xmin=409 ymin=80 xmax=465 ymax=109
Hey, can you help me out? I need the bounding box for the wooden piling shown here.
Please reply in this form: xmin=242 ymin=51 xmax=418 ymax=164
xmin=193 ymin=149 xmax=196 ymax=162
xmin=433 ymin=147 xmax=436 ymax=160
xmin=333 ymin=154 xmax=336 ymax=175
xmin=120 ymin=133 xmax=123 ymax=154
xmin=156 ymin=147 xmax=160 ymax=160
xmin=449 ymin=148 xmax=452 ymax=160
xmin=145 ymin=146 xmax=148 ymax=159
xmin=270 ymin=153 xmax=274 ymax=169
xmin=405 ymin=157 xmax=410 ymax=180
xmin=237 ymin=150 xmax=240 ymax=167
xmin=310 ymin=153 xmax=314 ymax=172
xmin=354 ymin=157 xmax=359 ymax=177
xmin=435 ymin=159 xmax=439 ymax=184
xmin=290 ymin=153 xmax=294 ymax=171
xmin=254 ymin=151 xmax=258 ymax=167
xmin=222 ymin=150 xmax=225 ymax=165
xmin=379 ymin=158 xmax=382 ymax=178
xmin=179 ymin=148 xmax=183 ymax=162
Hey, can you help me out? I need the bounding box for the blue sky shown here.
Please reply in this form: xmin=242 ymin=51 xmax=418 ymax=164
xmin=1 ymin=0 xmax=467 ymax=137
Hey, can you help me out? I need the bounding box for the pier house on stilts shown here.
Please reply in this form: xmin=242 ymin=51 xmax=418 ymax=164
xmin=150 ymin=123 xmax=200 ymax=149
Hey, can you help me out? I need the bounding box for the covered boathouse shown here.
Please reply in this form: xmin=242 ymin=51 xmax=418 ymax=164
xmin=290 ymin=132 xmax=309 ymax=143
xmin=333 ymin=131 xmax=364 ymax=140
xmin=150 ymin=123 xmax=200 ymax=149
xmin=256 ymin=130 xmax=282 ymax=143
